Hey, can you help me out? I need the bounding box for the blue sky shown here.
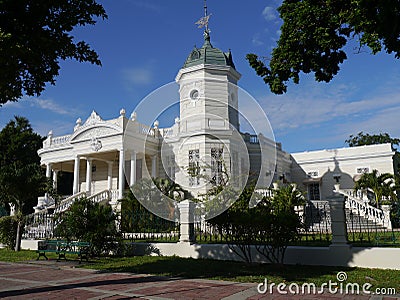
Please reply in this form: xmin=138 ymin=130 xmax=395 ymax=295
xmin=1 ymin=0 xmax=400 ymax=153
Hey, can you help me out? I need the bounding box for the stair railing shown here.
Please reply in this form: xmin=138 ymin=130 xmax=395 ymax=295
xmin=54 ymin=191 xmax=87 ymax=214
xmin=87 ymin=189 xmax=111 ymax=203
xmin=337 ymin=189 xmax=392 ymax=229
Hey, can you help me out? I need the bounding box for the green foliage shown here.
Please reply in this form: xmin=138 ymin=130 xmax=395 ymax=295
xmin=390 ymin=199 xmax=400 ymax=228
xmin=354 ymin=169 xmax=396 ymax=207
xmin=0 ymin=116 xmax=45 ymax=215
xmin=208 ymin=185 xmax=305 ymax=264
xmin=247 ymin=1 xmax=400 ymax=94
xmin=120 ymin=189 xmax=178 ymax=234
xmin=345 ymin=132 xmax=400 ymax=176
xmin=55 ymin=197 xmax=120 ymax=256
xmin=0 ymin=216 xmax=18 ymax=249
xmin=346 ymin=132 xmax=400 ymax=151
xmin=0 ymin=0 xmax=107 ymax=105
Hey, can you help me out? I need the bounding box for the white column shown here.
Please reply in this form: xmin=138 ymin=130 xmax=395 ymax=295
xmin=45 ymin=163 xmax=52 ymax=178
xmin=45 ymin=163 xmax=52 ymax=199
xmin=151 ymin=155 xmax=157 ymax=178
xmin=118 ymin=149 xmax=125 ymax=199
xmin=107 ymin=162 xmax=113 ymax=190
xmin=73 ymin=156 xmax=80 ymax=194
xmin=130 ymin=151 xmax=136 ymax=187
xmin=52 ymin=170 xmax=58 ymax=190
xmin=86 ymin=158 xmax=93 ymax=195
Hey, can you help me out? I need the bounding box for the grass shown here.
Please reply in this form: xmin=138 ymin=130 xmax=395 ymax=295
xmin=0 ymin=248 xmax=38 ymax=262
xmin=81 ymin=256 xmax=400 ymax=291
xmin=1 ymin=248 xmax=399 ymax=291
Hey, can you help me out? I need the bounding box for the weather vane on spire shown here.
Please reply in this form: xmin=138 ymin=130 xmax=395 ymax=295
xmin=195 ymin=0 xmax=212 ymax=33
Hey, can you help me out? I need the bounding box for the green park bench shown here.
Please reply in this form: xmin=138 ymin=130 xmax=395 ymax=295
xmin=36 ymin=240 xmax=90 ymax=263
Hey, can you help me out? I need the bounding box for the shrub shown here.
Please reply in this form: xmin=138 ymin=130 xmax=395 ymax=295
xmin=55 ymin=197 xmax=121 ymax=256
xmin=0 ymin=216 xmax=18 ymax=249
xmin=208 ymin=184 xmax=305 ymax=264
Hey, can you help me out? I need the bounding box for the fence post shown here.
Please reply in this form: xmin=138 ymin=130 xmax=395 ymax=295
xmin=329 ymin=193 xmax=349 ymax=246
xmin=178 ymin=200 xmax=195 ymax=243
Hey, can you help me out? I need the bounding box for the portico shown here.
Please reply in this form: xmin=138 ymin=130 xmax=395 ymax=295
xmin=38 ymin=109 xmax=160 ymax=206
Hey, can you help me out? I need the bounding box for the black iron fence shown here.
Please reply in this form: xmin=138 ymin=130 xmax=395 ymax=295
xmin=120 ymin=208 xmax=179 ymax=243
xmin=21 ymin=197 xmax=400 ymax=247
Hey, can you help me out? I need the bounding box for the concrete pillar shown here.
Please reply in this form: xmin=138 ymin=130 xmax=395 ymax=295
xmin=45 ymin=163 xmax=52 ymax=178
xmin=73 ymin=156 xmax=80 ymax=194
xmin=52 ymin=170 xmax=58 ymax=190
xmin=130 ymin=151 xmax=136 ymax=187
xmin=44 ymin=163 xmax=52 ymax=200
xmin=118 ymin=149 xmax=125 ymax=199
xmin=86 ymin=158 xmax=93 ymax=194
xmin=329 ymin=194 xmax=349 ymax=246
xmin=328 ymin=193 xmax=352 ymax=265
xmin=151 ymin=155 xmax=157 ymax=178
xmin=178 ymin=200 xmax=195 ymax=243
xmin=107 ymin=162 xmax=113 ymax=190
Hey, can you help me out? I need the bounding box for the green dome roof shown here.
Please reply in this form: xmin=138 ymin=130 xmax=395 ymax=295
xmin=183 ymin=31 xmax=236 ymax=69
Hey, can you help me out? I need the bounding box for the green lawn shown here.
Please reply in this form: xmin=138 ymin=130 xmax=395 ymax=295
xmin=0 ymin=248 xmax=399 ymax=291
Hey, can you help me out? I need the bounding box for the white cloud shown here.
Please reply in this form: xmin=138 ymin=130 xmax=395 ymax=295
xmin=252 ymin=33 xmax=264 ymax=46
xmin=258 ymin=88 xmax=400 ymax=135
xmin=2 ymin=101 xmax=22 ymax=109
xmin=123 ymin=67 xmax=153 ymax=86
xmin=262 ymin=6 xmax=277 ymax=22
xmin=30 ymin=98 xmax=74 ymax=115
xmin=337 ymin=106 xmax=400 ymax=138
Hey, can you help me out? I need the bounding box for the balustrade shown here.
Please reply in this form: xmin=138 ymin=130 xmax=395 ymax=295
xmin=338 ymin=189 xmax=391 ymax=229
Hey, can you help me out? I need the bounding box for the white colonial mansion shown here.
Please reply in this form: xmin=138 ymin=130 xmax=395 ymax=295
xmin=34 ymin=25 xmax=395 ymax=224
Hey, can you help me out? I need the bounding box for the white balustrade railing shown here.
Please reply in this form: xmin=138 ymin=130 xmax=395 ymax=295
xmin=138 ymin=123 xmax=156 ymax=137
xmin=161 ymin=127 xmax=174 ymax=137
xmin=338 ymin=189 xmax=392 ymax=229
xmin=110 ymin=189 xmax=119 ymax=201
xmin=87 ymin=189 xmax=111 ymax=203
xmin=54 ymin=191 xmax=87 ymax=213
xmin=42 ymin=134 xmax=71 ymax=148
xmin=255 ymin=188 xmax=274 ymax=198
xmin=52 ymin=134 xmax=71 ymax=145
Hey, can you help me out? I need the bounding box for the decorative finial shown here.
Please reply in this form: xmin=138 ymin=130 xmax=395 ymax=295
xmin=195 ymin=0 xmax=212 ymax=35
xmin=130 ymin=111 xmax=137 ymax=121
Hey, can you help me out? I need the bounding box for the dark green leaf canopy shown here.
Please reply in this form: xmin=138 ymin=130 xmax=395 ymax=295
xmin=247 ymin=0 xmax=400 ymax=94
xmin=0 ymin=0 xmax=107 ymax=105
xmin=0 ymin=116 xmax=45 ymax=214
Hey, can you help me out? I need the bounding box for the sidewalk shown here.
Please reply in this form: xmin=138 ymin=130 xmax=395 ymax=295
xmin=0 ymin=261 xmax=396 ymax=299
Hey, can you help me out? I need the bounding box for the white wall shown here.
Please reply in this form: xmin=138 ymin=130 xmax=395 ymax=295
xmin=291 ymin=144 xmax=394 ymax=199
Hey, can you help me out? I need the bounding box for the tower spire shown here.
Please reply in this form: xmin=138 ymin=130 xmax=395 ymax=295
xmin=195 ymin=0 xmax=212 ymax=41
xmin=204 ymin=0 xmax=209 ymax=32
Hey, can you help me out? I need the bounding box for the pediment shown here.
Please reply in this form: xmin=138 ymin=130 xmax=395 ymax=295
xmin=84 ymin=110 xmax=103 ymax=126
xmin=70 ymin=125 xmax=121 ymax=142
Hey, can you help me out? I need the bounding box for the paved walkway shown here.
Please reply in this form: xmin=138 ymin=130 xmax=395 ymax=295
xmin=0 ymin=261 xmax=398 ymax=299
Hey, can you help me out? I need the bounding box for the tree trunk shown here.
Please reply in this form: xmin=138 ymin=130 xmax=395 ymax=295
xmin=14 ymin=221 xmax=21 ymax=251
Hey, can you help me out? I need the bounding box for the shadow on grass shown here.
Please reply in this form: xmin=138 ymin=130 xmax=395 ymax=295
xmin=82 ymin=256 xmax=351 ymax=284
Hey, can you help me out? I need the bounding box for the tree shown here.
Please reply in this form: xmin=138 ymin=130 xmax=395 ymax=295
xmin=247 ymin=1 xmax=400 ymax=94
xmin=55 ymin=197 xmax=120 ymax=256
xmin=0 ymin=116 xmax=46 ymax=250
xmin=120 ymin=189 xmax=178 ymax=235
xmin=345 ymin=132 xmax=400 ymax=176
xmin=345 ymin=132 xmax=400 ymax=151
xmin=0 ymin=0 xmax=107 ymax=105
xmin=354 ymin=169 xmax=396 ymax=208
xmin=208 ymin=184 xmax=305 ymax=264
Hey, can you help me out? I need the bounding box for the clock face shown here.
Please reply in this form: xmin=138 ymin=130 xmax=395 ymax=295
xmin=190 ymin=89 xmax=199 ymax=101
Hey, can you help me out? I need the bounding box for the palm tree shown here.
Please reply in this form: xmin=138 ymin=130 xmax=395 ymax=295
xmin=354 ymin=170 xmax=396 ymax=207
